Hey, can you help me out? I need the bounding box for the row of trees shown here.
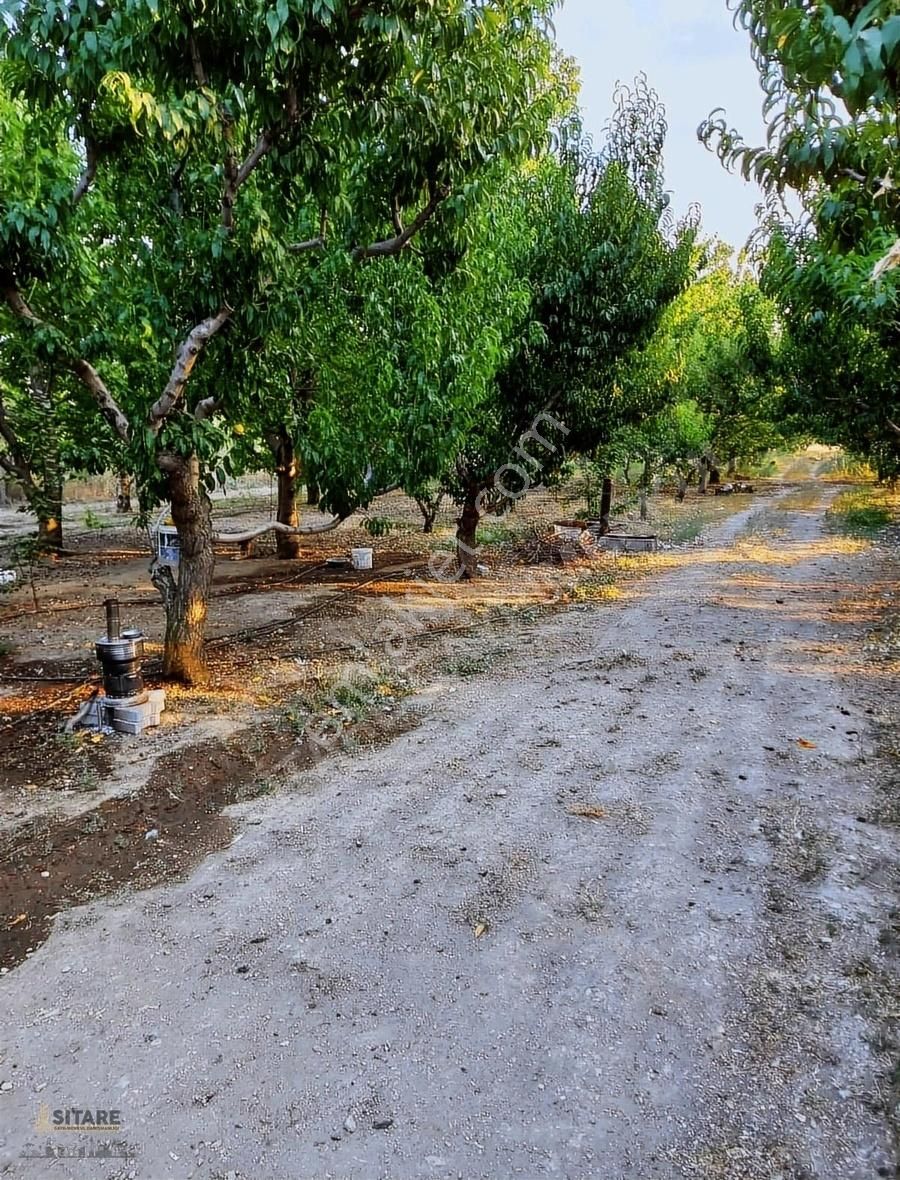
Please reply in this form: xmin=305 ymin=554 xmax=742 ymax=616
xmin=1 ymin=3 xmax=786 ymax=683
xmin=703 ymin=0 xmax=900 ymax=480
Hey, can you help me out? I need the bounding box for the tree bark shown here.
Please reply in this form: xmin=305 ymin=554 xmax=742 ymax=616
xmin=272 ymin=429 xmax=301 ymax=559
xmin=639 ymin=462 xmax=652 ymax=523
xmin=306 ymin=477 xmax=319 ymax=506
xmin=157 ymin=452 xmax=215 ymax=685
xmin=37 ymin=508 xmax=62 ymax=550
xmin=676 ymin=474 xmax=688 ymax=502
xmin=598 ymin=475 xmax=613 ymax=535
xmin=29 ymin=369 xmax=63 ymax=551
xmin=416 ymin=493 xmax=443 ymax=534
xmin=727 ymin=454 xmax=737 ymax=476
xmin=698 ymin=457 xmax=710 ymax=495
xmin=116 ymin=471 xmax=132 ymax=513
xmin=456 ymin=486 xmax=481 ymax=580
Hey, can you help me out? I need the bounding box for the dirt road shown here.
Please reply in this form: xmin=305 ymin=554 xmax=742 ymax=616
xmin=2 ymin=487 xmax=899 ymax=1180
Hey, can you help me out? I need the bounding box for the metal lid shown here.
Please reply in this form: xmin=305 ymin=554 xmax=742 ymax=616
xmin=96 ymin=636 xmax=142 ymax=659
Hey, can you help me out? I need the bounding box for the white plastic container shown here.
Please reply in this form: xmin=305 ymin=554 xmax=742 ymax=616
xmin=157 ymin=524 xmax=181 ymax=566
xmin=351 ymin=547 xmax=373 ymax=571
xmin=553 ymin=522 xmax=586 ymax=543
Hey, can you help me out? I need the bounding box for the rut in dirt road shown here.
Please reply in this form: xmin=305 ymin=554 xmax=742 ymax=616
xmin=1 ymin=487 xmax=899 ymax=1180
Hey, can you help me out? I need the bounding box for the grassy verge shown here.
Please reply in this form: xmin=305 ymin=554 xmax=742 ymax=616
xmin=826 ymin=487 xmax=897 ymax=537
xmin=281 ymin=663 xmax=412 ymax=746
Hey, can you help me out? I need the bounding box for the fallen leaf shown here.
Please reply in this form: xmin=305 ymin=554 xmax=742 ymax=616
xmin=567 ymin=804 xmax=608 ymax=819
xmin=474 ymin=922 xmax=489 ymax=939
xmin=8 ymin=914 xmax=27 ymax=928
xmin=797 ymin=739 xmax=817 ymax=749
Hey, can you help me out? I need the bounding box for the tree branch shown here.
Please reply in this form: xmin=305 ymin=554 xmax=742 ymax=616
xmin=72 ymin=137 xmax=98 ymax=207
xmin=71 ymin=358 xmax=132 ymax=441
xmin=288 ymin=209 xmax=328 ymax=254
xmin=222 ymin=136 xmax=239 ymax=231
xmin=0 ymin=399 xmax=35 ymax=490
xmin=150 ymin=558 xmax=177 ymax=611
xmin=0 ymin=451 xmax=23 ymax=480
xmin=351 ymin=183 xmax=448 ymax=261
xmin=148 ymin=307 xmax=232 ymax=431
xmin=1 ymin=278 xmax=131 ymax=442
xmin=222 ymin=129 xmax=276 ymax=228
xmin=2 ymin=280 xmax=40 ymax=324
xmin=235 ymin=129 xmax=275 ymax=190
xmin=287 ymin=235 xmax=326 ymax=255
xmin=391 ymin=193 xmax=404 ymax=236
xmin=188 ymin=32 xmax=208 ymax=87
xmin=169 ymin=150 xmax=190 ymax=216
xmin=887 ymin=418 xmax=900 ymax=436
xmin=212 ymin=517 xmax=347 ymax=544
xmin=194 ymin=396 xmax=220 ymax=421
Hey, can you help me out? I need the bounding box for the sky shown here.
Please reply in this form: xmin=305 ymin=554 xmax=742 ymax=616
xmin=553 ymin=0 xmax=768 ymax=249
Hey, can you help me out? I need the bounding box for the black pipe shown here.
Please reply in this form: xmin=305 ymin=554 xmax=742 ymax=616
xmin=105 ymin=597 xmax=120 ymax=641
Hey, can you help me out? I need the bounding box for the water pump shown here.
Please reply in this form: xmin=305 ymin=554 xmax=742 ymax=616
xmin=96 ymin=598 xmax=146 ymax=703
xmin=71 ymin=598 xmax=166 ymax=735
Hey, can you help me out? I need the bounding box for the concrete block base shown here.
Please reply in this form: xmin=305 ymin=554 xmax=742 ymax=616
xmin=69 ymin=689 xmax=166 ymax=735
xmin=590 ymin=533 xmax=659 ymax=554
xmin=105 ymin=689 xmax=166 ymax=735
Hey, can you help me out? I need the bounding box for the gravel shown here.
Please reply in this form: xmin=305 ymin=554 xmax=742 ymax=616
xmin=0 ymin=485 xmax=898 ymax=1180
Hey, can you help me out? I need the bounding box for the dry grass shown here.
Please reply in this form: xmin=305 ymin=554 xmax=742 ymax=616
xmin=567 ymin=803 xmax=608 ymax=820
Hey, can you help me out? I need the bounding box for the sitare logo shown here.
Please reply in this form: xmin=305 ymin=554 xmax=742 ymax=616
xmin=35 ymin=1104 xmax=124 ymax=1132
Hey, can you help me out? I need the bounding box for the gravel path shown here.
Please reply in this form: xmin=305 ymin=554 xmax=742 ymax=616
xmin=2 ymin=486 xmax=899 ymax=1180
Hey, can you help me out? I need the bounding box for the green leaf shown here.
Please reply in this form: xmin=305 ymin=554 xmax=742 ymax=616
xmin=882 ymin=15 xmax=900 ymax=57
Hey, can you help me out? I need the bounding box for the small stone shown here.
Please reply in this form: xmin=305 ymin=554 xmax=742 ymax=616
xmin=373 ymin=1117 xmax=394 ymax=1131
xmin=40 ymin=871 xmax=50 ymax=878
xmin=494 ymin=789 xmax=508 ymax=798
xmin=343 ymin=1114 xmax=357 ymax=1134
xmin=0 ymin=1081 xmax=13 ymax=1092
xmin=144 ymin=828 xmax=159 ymax=841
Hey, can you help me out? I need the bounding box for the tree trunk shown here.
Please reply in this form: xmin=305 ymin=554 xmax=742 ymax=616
xmin=623 ymin=457 xmax=632 ymax=487
xmin=306 ymin=477 xmax=319 ymax=506
xmin=676 ymin=474 xmax=688 ymax=502
xmin=272 ymin=429 xmax=301 ymax=559
xmin=727 ymin=454 xmax=737 ymax=476
xmin=639 ymin=462 xmax=652 ymax=523
xmin=116 ymin=471 xmax=132 ymax=513
xmin=37 ymin=509 xmax=62 ymax=551
xmin=416 ymin=493 xmax=443 ymax=534
xmin=32 ymin=369 xmax=63 ymax=550
xmin=456 ymin=487 xmax=480 ymax=580
xmin=157 ymin=453 xmax=215 ymax=684
xmin=598 ymin=475 xmax=613 ymax=535
xmin=698 ymin=457 xmax=710 ymax=495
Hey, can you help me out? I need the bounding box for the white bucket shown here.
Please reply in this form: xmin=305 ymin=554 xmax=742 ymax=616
xmin=157 ymin=525 xmax=181 ymax=566
xmin=351 ymin=547 xmax=373 ymax=571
